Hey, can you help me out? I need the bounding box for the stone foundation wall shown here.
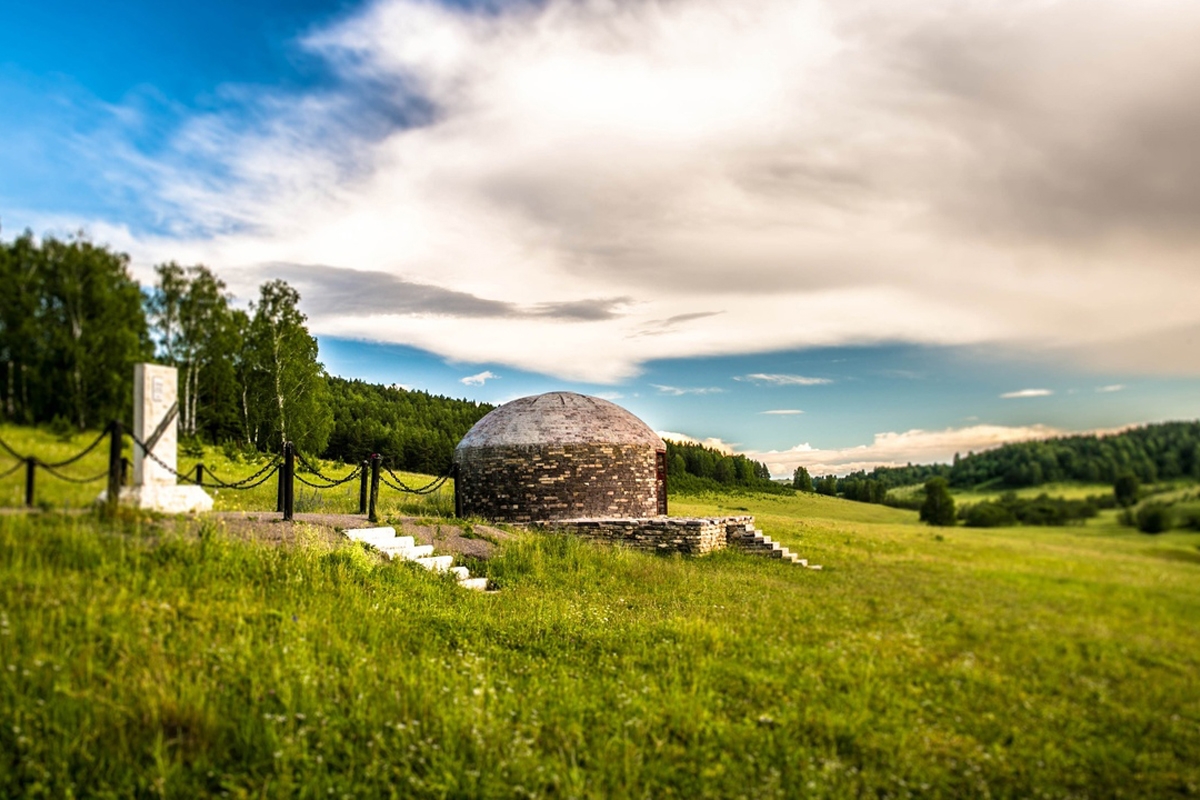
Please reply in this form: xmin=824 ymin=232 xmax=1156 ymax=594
xmin=531 ymin=515 xmax=755 ymax=556
xmin=455 ymin=443 xmax=661 ymax=523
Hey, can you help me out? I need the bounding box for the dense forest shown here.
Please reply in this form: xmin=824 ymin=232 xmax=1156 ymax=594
xmin=664 ymin=439 xmax=783 ymax=494
xmin=322 ymin=378 xmax=492 ymax=474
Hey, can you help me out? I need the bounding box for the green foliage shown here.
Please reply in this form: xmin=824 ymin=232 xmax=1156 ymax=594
xmin=961 ymin=492 xmax=1098 ymax=528
xmin=1135 ymin=502 xmax=1173 ymax=534
xmin=663 ymin=439 xmax=780 ymax=494
xmin=919 ymin=477 xmax=956 ymax=526
xmin=962 ymin=501 xmax=1018 ymax=528
xmin=321 ymin=378 xmax=492 ymax=474
xmin=815 ymin=475 xmax=838 ymax=496
xmin=792 ymin=465 xmax=813 ymax=492
xmin=145 ymin=263 xmax=246 ymax=443
xmin=1113 ymin=472 xmax=1140 ymax=508
xmin=858 ymin=421 xmax=1200 ymax=491
xmin=0 ymin=232 xmax=152 ymax=428
xmin=243 ymin=280 xmax=334 ymax=454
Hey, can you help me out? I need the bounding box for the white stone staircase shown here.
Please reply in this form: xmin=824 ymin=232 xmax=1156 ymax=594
xmin=345 ymin=527 xmax=491 ymax=591
xmin=725 ymin=521 xmax=822 ymax=570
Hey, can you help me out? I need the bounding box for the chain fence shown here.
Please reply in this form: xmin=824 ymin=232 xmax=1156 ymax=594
xmin=129 ymin=430 xmax=283 ymax=491
xmin=1 ymin=422 xmax=460 ymax=520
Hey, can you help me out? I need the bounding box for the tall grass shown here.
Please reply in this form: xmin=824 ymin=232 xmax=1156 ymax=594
xmin=3 ymin=491 xmax=1199 ymax=797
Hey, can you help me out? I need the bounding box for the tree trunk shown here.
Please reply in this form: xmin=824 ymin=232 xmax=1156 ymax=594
xmin=242 ymin=384 xmax=251 ymax=446
xmin=5 ymin=360 xmax=13 ymax=419
xmin=273 ymin=330 xmax=287 ymax=445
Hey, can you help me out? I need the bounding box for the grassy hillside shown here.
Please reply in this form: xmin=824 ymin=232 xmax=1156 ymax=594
xmin=3 ymin=473 xmax=1199 ymax=796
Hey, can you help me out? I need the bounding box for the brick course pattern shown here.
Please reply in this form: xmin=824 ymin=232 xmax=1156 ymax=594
xmin=455 ymin=443 xmax=660 ymax=522
xmin=529 ymin=515 xmax=755 ymax=555
xmin=454 ymin=392 xmax=666 ymax=523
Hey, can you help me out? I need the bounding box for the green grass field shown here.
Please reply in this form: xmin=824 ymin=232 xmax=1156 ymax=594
xmin=2 ymin=425 xmax=1200 ymax=797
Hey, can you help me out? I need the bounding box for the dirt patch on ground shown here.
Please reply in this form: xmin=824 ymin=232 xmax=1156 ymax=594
xmin=201 ymin=511 xmax=514 ymax=560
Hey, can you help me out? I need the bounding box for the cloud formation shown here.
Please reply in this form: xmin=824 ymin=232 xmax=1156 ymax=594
xmin=737 ymin=374 xmax=833 ymax=387
xmin=460 ymin=370 xmax=497 ymax=386
xmin=760 ymin=409 xmax=805 ymax=415
xmin=747 ymin=423 xmax=1065 ymax=477
xmin=42 ymin=0 xmax=1200 ymax=382
xmin=1001 ymin=389 xmax=1053 ymax=399
xmin=652 ymin=384 xmax=726 ymax=396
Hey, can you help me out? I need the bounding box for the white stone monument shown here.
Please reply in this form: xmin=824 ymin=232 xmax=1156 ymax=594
xmin=99 ymin=363 xmax=213 ymax=514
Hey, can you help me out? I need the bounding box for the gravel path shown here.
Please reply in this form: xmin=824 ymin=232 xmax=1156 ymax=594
xmin=205 ymin=511 xmax=513 ymax=560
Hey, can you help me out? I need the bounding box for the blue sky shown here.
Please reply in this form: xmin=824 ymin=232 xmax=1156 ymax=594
xmin=4 ymin=0 xmax=1200 ymax=475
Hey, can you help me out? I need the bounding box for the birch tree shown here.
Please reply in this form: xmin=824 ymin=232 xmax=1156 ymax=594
xmin=244 ymin=280 xmax=332 ymax=454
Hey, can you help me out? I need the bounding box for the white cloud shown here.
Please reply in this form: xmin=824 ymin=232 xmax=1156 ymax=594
xmin=460 ymin=370 xmax=498 ymax=386
xmin=745 ymin=424 xmax=1065 ymax=478
xmin=651 ymin=384 xmax=726 ymax=396
xmin=1096 ymin=384 xmax=1126 ymax=393
xmin=1001 ymin=388 xmax=1053 ymax=399
xmin=42 ymin=0 xmax=1200 ymax=382
xmin=737 ymin=374 xmax=833 ymax=387
xmin=760 ymin=409 xmax=805 ymax=415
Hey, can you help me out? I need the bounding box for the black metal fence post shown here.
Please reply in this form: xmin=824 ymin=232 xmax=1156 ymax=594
xmin=283 ymin=442 xmax=295 ymax=521
xmin=106 ymin=421 xmax=122 ymax=516
xmin=276 ymin=446 xmax=286 ymax=512
xmin=194 ymin=463 xmax=204 ymax=487
xmin=368 ymin=454 xmax=381 ymax=523
xmin=358 ymin=459 xmax=369 ymax=515
xmin=24 ymin=458 xmax=35 ymax=508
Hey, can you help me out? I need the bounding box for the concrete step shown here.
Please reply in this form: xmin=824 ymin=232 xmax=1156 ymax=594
xmin=458 ymin=577 xmax=490 ymax=591
xmin=449 ymin=565 xmax=471 ymax=581
xmin=345 ymin=526 xmax=398 ymax=543
xmin=385 ymin=544 xmax=434 ymax=561
xmin=728 ymin=530 xmax=818 ymax=569
xmin=375 ymin=536 xmax=416 ymax=552
xmin=415 ymin=555 xmax=454 ymax=573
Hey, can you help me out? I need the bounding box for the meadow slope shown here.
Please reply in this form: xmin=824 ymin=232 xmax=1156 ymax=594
xmin=2 ymin=480 xmax=1198 ymax=797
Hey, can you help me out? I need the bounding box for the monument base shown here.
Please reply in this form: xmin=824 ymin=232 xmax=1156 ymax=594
xmin=97 ymin=484 xmax=214 ymax=514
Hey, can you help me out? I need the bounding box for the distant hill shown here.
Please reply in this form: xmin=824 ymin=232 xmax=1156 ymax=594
xmin=832 ymin=420 xmax=1200 ymax=492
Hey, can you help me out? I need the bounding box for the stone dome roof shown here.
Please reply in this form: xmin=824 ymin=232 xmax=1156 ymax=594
xmin=456 ymin=392 xmax=665 ymax=451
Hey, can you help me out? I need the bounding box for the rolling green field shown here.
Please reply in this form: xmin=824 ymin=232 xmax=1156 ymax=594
xmin=2 ymin=425 xmax=1200 ymax=797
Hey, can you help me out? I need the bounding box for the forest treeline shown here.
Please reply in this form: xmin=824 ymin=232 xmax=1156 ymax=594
xmin=664 ymin=439 xmax=784 ymax=494
xmin=941 ymin=423 xmax=1200 ymax=486
xmin=797 ymin=421 xmax=1200 ymax=505
xmin=323 ymin=378 xmax=492 ymax=474
xmin=0 ymin=232 xmax=491 ymax=472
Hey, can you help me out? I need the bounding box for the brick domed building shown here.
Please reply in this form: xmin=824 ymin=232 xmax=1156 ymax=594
xmin=453 ymin=392 xmax=667 ymax=522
